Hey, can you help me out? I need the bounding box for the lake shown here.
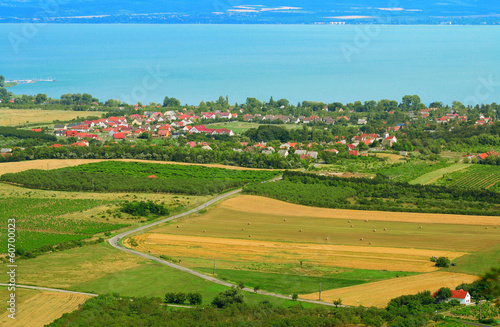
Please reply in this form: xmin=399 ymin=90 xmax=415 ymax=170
xmin=1 ymin=24 xmax=499 ymax=106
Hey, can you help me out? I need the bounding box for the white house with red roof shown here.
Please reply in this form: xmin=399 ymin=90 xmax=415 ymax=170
xmin=434 ymin=289 xmax=471 ymax=305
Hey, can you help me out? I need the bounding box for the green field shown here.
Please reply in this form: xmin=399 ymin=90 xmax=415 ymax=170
xmin=378 ymin=160 xmax=452 ymax=183
xmin=205 ymin=122 xmax=302 ymax=134
xmin=0 ymin=197 xmax=127 ymax=252
xmin=197 ymin=268 xmax=416 ymax=295
xmin=409 ymin=163 xmax=467 ymax=185
xmin=435 ymin=164 xmax=500 ymax=191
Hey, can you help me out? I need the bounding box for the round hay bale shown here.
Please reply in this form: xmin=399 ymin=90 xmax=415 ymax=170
xmin=365 ymin=219 xmax=368 ymax=222
xmin=247 ymin=223 xmax=251 ymax=225
xmin=384 ymin=228 xmax=387 ymax=231
xmin=419 ymin=226 xmax=422 ymax=229
xmin=350 ymin=225 xmax=354 ymax=228
xmin=369 ymin=242 xmax=372 ymax=245
xmin=299 ymin=229 xmax=302 ymax=232
xmin=283 ymin=219 xmax=287 ymax=221
xmin=248 ymin=235 xmax=252 ymax=237
xmin=325 ymin=237 xmax=329 ymax=240
xmin=203 ymin=230 xmax=206 ymax=233
xmin=176 ymin=225 xmax=180 ymax=228
xmin=373 ymin=229 xmax=376 ymax=232
xmin=360 ymin=238 xmax=363 ymax=241
xmin=348 ymin=220 xmax=351 ymax=223
xmin=241 ymin=228 xmax=245 ymax=231
xmin=485 ymin=227 xmax=489 ymax=229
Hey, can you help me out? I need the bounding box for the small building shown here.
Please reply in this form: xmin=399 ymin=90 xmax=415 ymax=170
xmin=434 ymin=289 xmax=471 ymax=305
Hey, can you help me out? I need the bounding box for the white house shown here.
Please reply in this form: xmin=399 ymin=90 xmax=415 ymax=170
xmin=434 ymin=289 xmax=471 ymax=305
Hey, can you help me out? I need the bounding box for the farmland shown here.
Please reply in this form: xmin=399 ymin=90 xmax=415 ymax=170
xmin=0 ymin=288 xmax=91 ymax=327
xmin=205 ymin=121 xmax=302 ymax=134
xmin=435 ymin=164 xmax=500 ymax=191
xmin=0 ymin=197 xmax=127 ymax=253
xmin=300 ymin=271 xmax=478 ymax=307
xmin=0 ymin=108 xmax=105 ymax=126
xmin=127 ymin=194 xmax=498 ymax=305
xmin=377 ymin=160 xmax=452 ymax=183
xmin=1 ymin=161 xmax=280 ymax=195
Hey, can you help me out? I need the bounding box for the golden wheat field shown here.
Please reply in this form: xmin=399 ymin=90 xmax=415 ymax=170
xmin=222 ymin=195 xmax=500 ymax=226
xmin=300 ymin=271 xmax=478 ymax=307
xmin=0 ymin=159 xmax=279 ymax=176
xmin=129 ymin=233 xmax=467 ymax=272
xmin=0 ymin=109 xmax=105 ymax=126
xmin=0 ymin=289 xmax=91 ymax=327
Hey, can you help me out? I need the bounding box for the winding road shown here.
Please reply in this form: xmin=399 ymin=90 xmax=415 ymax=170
xmin=108 ymin=186 xmax=343 ymax=307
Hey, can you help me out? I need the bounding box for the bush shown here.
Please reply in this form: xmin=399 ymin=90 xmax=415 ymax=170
xmin=435 ymin=257 xmax=451 ymax=268
xmin=211 ymin=288 xmax=245 ymax=308
xmin=187 ymin=292 xmax=202 ymax=305
xmin=165 ymin=292 xmax=186 ymax=304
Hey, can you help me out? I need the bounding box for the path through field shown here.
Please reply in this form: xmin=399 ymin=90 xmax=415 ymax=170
xmin=409 ymin=163 xmax=468 ymax=185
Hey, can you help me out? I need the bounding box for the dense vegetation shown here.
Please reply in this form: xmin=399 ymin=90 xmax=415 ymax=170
xmin=0 ymin=126 xmax=57 ymax=141
xmin=0 ymin=197 xmax=127 ymax=255
xmin=120 ymin=200 xmax=169 ymax=219
xmin=436 ymin=165 xmax=500 ymax=191
xmin=244 ymin=171 xmax=500 ymax=215
xmin=378 ymin=160 xmax=452 ymax=183
xmin=0 ymin=162 xmax=279 ymax=195
xmin=48 ymin=289 xmax=467 ymax=327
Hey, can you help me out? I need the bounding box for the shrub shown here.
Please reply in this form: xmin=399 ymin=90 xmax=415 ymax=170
xmin=435 ymin=257 xmax=451 ymax=268
xmin=187 ymin=292 xmax=202 ymax=305
xmin=211 ymin=288 xmax=245 ymax=308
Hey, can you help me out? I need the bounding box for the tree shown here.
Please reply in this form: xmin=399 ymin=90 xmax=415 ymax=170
xmin=163 ymin=96 xmax=181 ymax=107
xmin=35 ymin=93 xmax=47 ymax=104
xmin=333 ymin=298 xmax=342 ymax=307
xmin=187 ymin=292 xmax=202 ymax=305
xmin=253 ymin=285 xmax=260 ymax=293
xmin=435 ymin=257 xmax=450 ymax=268
xmin=435 ymin=287 xmax=452 ymax=302
xmin=237 ymin=282 xmax=245 ymax=290
xmin=482 ymin=267 xmax=500 ymax=305
xmin=211 ymin=288 xmax=245 ymax=308
xmin=292 ymin=293 xmax=298 ymax=301
xmin=0 ymin=75 xmax=4 ymax=88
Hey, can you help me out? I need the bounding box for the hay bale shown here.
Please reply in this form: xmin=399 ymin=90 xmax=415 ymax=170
xmin=369 ymin=242 xmax=372 ymax=245
xmin=325 ymin=237 xmax=329 ymax=240
xmin=248 ymin=235 xmax=252 ymax=237
xmin=248 ymin=223 xmax=251 ymax=225
xmin=241 ymin=228 xmax=245 ymax=231
xmin=203 ymin=230 xmax=206 ymax=233
xmin=360 ymin=238 xmax=363 ymax=241
xmin=350 ymin=225 xmax=354 ymax=228
xmin=283 ymin=219 xmax=287 ymax=221
xmin=176 ymin=225 xmax=180 ymax=228
xmin=299 ymin=229 xmax=302 ymax=232
xmin=485 ymin=227 xmax=489 ymax=229
xmin=384 ymin=228 xmax=387 ymax=231
xmin=365 ymin=219 xmax=368 ymax=222
xmin=373 ymin=229 xmax=376 ymax=232
xmin=348 ymin=220 xmax=351 ymax=223
xmin=419 ymin=226 xmax=422 ymax=229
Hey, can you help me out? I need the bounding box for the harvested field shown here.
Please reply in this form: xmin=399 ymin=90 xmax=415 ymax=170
xmin=0 ymin=159 xmax=278 ymax=176
xmin=0 ymin=290 xmax=90 ymax=327
xmin=0 ymin=108 xmax=105 ymax=126
xmin=222 ymin=195 xmax=500 ymax=226
xmin=300 ymin=271 xmax=478 ymax=307
xmin=129 ymin=234 xmax=466 ymax=272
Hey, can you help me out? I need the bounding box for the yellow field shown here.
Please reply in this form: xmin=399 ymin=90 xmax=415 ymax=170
xmin=301 ymin=271 xmax=478 ymax=307
xmin=0 ymin=289 xmax=90 ymax=327
xmin=129 ymin=233 xmax=466 ymax=272
xmin=0 ymin=158 xmax=279 ymax=176
xmin=221 ymin=195 xmax=500 ymax=226
xmin=0 ymin=108 xmax=105 ymax=126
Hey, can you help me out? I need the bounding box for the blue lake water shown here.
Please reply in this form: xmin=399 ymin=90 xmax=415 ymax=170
xmin=1 ymin=24 xmax=499 ymax=106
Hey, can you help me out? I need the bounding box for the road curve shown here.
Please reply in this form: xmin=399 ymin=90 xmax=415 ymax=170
xmin=108 ymin=185 xmax=343 ymax=307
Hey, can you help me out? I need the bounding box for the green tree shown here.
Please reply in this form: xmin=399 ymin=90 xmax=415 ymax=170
xmin=0 ymin=75 xmax=5 ymax=88
xmin=435 ymin=257 xmax=450 ymax=268
xmin=211 ymin=288 xmax=246 ymax=308
xmin=435 ymin=287 xmax=452 ymax=302
xmin=292 ymin=293 xmax=298 ymax=301
xmin=333 ymin=298 xmax=342 ymax=307
xmin=163 ymin=96 xmax=181 ymax=107
xmin=35 ymin=93 xmax=47 ymax=104
xmin=187 ymin=292 xmax=202 ymax=305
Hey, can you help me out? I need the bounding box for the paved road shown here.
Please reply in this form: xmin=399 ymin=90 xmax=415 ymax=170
xmin=108 ymin=184 xmax=344 ymax=307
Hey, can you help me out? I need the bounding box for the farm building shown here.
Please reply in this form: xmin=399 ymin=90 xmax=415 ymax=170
xmin=433 ymin=289 xmax=471 ymax=305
